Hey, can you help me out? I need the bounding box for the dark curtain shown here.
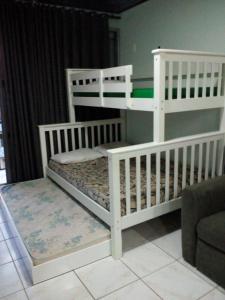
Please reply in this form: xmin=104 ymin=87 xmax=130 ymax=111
xmin=0 ymin=1 xmax=119 ymax=183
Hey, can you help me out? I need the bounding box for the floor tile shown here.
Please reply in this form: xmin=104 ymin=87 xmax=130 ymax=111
xmin=14 ymin=259 xmax=33 ymax=289
xmin=121 ymin=242 xmax=174 ymax=277
xmin=0 ymin=240 xmax=12 ymax=265
xmin=0 ymin=262 xmax=23 ymax=298
xmin=144 ymin=261 xmax=213 ymax=300
xmin=178 ymin=258 xmax=217 ymax=287
xmin=123 ymin=228 xmax=148 ymax=252
xmin=6 ymin=238 xmax=22 ymax=261
xmin=0 ymin=207 xmax=7 ymax=223
xmin=0 ymin=222 xmax=16 ymax=240
xmin=26 ymin=272 xmax=92 ymax=300
xmin=101 ymin=280 xmax=160 ymax=300
xmin=0 ymin=228 xmax=4 ymax=241
xmin=1 ymin=290 xmax=28 ymax=300
xmin=76 ymin=256 xmax=137 ymax=299
xmin=200 ymin=289 xmax=225 ymax=300
xmin=152 ymin=229 xmax=182 ymax=259
xmin=217 ymin=286 xmax=225 ymax=295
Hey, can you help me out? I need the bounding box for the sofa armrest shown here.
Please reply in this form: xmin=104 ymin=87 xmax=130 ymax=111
xmin=182 ymin=175 xmax=225 ymax=266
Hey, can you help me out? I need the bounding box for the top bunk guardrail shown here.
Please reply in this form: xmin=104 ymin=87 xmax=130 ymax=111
xmin=67 ymin=49 xmax=225 ymax=116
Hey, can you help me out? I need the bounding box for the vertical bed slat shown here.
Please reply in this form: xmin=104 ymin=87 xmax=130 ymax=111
xmin=194 ymin=62 xmax=200 ymax=98
xmin=168 ymin=61 xmax=173 ymax=100
xmin=85 ymin=127 xmax=88 ymax=148
xmin=57 ymin=130 xmax=62 ymax=153
xmin=156 ymin=152 xmax=160 ymax=205
xmin=182 ymin=146 xmax=187 ymax=189
xmin=177 ymin=62 xmax=182 ymax=99
xmin=103 ymin=125 xmax=107 ymax=143
xmin=146 ymin=154 xmax=151 ymax=207
xmin=210 ymin=63 xmax=215 ymax=97
xmin=49 ymin=130 xmax=54 ymax=156
xmin=91 ymin=126 xmax=95 ymax=148
xmin=125 ymin=158 xmax=131 ymax=214
xmin=165 ymin=150 xmax=170 ymax=202
xmin=115 ymin=123 xmax=119 ymax=142
xmin=78 ymin=127 xmax=82 ymax=148
xmin=136 ymin=156 xmax=141 ymax=211
xmin=71 ymin=128 xmax=75 ymax=150
xmin=202 ymin=62 xmax=207 ymax=98
xmin=205 ymin=141 xmax=210 ymax=180
xmin=173 ymin=148 xmax=179 ymax=198
xmin=186 ymin=62 xmax=191 ymax=99
xmin=190 ymin=145 xmax=195 ymax=185
xmin=211 ymin=140 xmax=217 ymax=178
xmin=217 ymin=63 xmax=222 ymax=96
xmin=97 ymin=126 xmax=101 ymax=145
xmin=64 ymin=129 xmax=69 ymax=152
xmin=110 ymin=124 xmax=113 ymax=142
xmin=198 ymin=143 xmax=203 ymax=183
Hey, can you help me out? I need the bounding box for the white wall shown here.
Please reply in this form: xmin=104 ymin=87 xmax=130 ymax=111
xmin=117 ymin=0 xmax=225 ymax=143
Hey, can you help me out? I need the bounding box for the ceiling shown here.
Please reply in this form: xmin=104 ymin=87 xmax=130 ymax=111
xmin=36 ymin=0 xmax=149 ymax=14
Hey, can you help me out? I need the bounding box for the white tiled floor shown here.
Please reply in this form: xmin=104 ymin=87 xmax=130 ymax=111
xmin=0 ymin=210 xmax=224 ymax=300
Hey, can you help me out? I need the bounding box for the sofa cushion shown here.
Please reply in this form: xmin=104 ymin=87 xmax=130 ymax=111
xmin=197 ymin=210 xmax=225 ymax=254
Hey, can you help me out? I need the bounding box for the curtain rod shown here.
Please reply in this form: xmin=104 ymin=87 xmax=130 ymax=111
xmin=15 ymin=0 xmax=121 ymax=19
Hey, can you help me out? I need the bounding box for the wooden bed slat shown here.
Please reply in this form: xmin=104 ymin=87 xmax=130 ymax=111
xmin=136 ymin=156 xmax=141 ymax=211
xmin=125 ymin=158 xmax=131 ymax=214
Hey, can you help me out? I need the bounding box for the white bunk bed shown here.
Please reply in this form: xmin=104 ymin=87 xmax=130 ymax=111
xmin=39 ymin=49 xmax=225 ymax=259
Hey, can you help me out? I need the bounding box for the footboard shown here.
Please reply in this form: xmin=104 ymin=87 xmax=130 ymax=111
xmin=153 ymin=49 xmax=225 ymax=113
xmin=108 ymin=131 xmax=225 ymax=230
xmin=39 ymin=118 xmax=124 ymax=176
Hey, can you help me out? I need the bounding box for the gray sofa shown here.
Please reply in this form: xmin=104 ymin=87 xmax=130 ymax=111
xmin=182 ymin=176 xmax=225 ymax=288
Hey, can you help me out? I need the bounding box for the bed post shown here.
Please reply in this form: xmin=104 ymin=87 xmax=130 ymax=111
xmin=153 ymin=53 xmax=166 ymax=142
xmin=108 ymin=153 xmax=122 ymax=259
xmin=39 ymin=126 xmax=48 ymax=177
xmin=66 ymin=69 xmax=76 ymax=123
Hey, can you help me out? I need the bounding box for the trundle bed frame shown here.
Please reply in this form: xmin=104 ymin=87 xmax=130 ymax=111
xmin=39 ymin=49 xmax=225 ymax=259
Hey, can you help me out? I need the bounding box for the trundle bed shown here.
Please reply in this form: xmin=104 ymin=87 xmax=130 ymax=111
xmin=1 ymin=49 xmax=225 ymax=284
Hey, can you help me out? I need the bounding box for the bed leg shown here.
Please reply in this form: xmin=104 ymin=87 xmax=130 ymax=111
xmin=111 ymin=223 xmax=122 ymax=259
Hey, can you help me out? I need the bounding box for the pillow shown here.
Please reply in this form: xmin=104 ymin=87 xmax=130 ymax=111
xmin=51 ymin=148 xmax=103 ymax=164
xmin=94 ymin=142 xmax=130 ymax=157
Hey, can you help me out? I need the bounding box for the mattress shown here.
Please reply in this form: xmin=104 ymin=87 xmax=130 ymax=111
xmin=0 ymin=179 xmax=110 ymax=265
xmin=48 ymin=157 xmax=193 ymax=216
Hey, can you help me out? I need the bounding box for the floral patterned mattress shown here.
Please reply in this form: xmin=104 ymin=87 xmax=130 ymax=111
xmin=0 ymin=179 xmax=110 ymax=266
xmin=49 ymin=157 xmax=191 ymax=216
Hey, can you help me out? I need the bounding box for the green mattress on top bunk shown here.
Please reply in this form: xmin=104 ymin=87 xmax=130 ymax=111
xmin=74 ymin=87 xmax=217 ymax=99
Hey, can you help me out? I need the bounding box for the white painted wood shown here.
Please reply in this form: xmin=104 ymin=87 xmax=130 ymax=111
xmin=210 ymin=63 xmax=215 ymax=97
xmin=64 ymin=129 xmax=69 ymax=152
xmin=211 ymin=140 xmax=217 ymax=178
xmin=57 ymin=130 xmax=62 ymax=153
xmin=186 ymin=62 xmax=191 ymax=99
xmin=154 ymin=54 xmax=165 ymax=142
xmin=125 ymin=158 xmax=131 ymax=215
xmin=198 ymin=143 xmax=203 ymax=183
xmin=78 ymin=127 xmax=82 ymax=148
xmin=173 ymin=148 xmax=178 ymax=198
xmin=190 ymin=145 xmax=195 ymax=185
xmin=136 ymin=156 xmax=141 ymax=211
xmin=168 ymin=61 xmax=173 ymax=100
xmin=194 ymin=62 xmax=200 ymax=98
xmin=165 ymin=150 xmax=170 ymax=201
xmin=182 ymin=146 xmax=187 ymax=189
xmin=85 ymin=127 xmax=89 ymax=148
xmin=108 ymin=154 xmax=122 ymax=259
xmin=202 ymin=62 xmax=207 ymax=98
xmin=205 ymin=141 xmax=210 ymax=180
xmin=156 ymin=152 xmax=161 ymax=205
xmin=177 ymin=61 xmax=182 ymax=99
xmin=217 ymin=63 xmax=222 ymax=96
xmin=49 ymin=130 xmax=54 ymax=156
xmin=146 ymin=154 xmax=151 ymax=207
